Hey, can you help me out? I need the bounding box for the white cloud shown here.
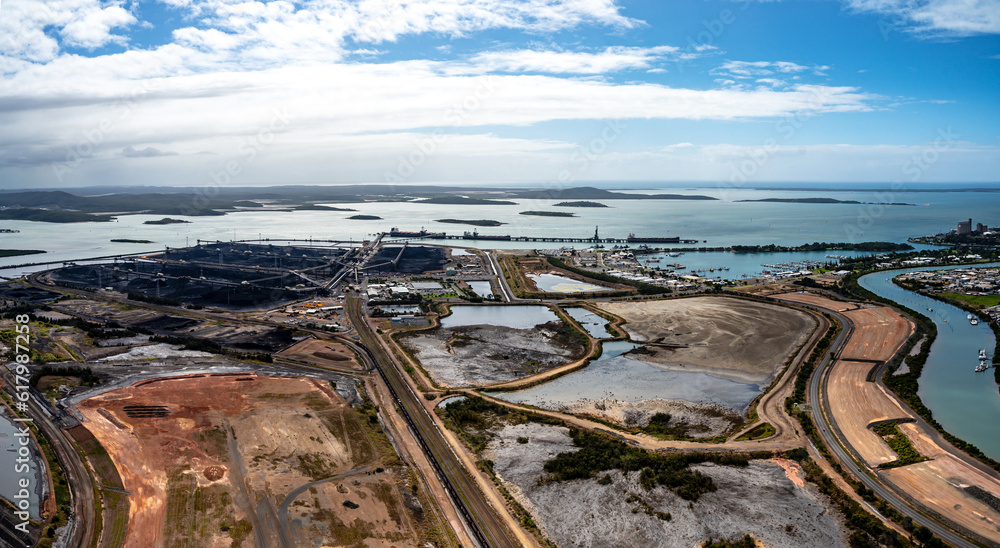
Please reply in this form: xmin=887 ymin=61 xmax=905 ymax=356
xmin=0 ymin=0 xmax=136 ymax=63
xmin=845 ymin=0 xmax=1000 ymax=35
xmin=715 ymin=60 xmax=829 ymax=80
xmin=462 ymin=46 xmax=680 ymax=74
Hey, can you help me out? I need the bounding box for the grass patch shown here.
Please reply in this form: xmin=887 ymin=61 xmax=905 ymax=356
xmin=871 ymin=420 xmax=927 ymax=468
xmin=735 ymin=422 xmax=776 ymax=441
xmin=940 ymin=292 xmax=1000 ymax=309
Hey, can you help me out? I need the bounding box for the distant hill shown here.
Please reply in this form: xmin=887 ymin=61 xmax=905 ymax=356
xmin=0 ymin=208 xmax=113 ymax=223
xmin=510 ymin=186 xmax=716 ymax=201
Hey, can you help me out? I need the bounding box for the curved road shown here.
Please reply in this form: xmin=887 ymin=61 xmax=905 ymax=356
xmin=805 ymin=307 xmax=979 ymax=548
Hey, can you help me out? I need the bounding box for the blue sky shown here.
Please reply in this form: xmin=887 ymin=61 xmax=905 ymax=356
xmin=0 ymin=0 xmax=997 ymax=188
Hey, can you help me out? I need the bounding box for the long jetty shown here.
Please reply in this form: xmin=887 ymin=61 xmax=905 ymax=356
xmin=386 ymin=233 xmax=701 ymax=244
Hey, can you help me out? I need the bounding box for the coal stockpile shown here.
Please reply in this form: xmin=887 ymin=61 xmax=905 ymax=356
xmin=122 ymin=405 xmax=170 ymax=418
xmin=0 ymin=283 xmax=63 ymax=303
xmin=51 ymin=264 xmax=308 ymax=310
xmin=164 ymin=242 xmax=348 ymax=270
xmin=133 ymin=315 xmax=198 ymax=332
xmin=363 ymin=246 xmax=447 ymax=275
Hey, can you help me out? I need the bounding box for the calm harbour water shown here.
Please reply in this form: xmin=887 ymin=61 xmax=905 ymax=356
xmin=2 ymin=188 xmax=998 ymax=273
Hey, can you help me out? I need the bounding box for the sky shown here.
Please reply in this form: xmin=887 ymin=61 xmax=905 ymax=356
xmin=0 ymin=0 xmax=998 ymax=189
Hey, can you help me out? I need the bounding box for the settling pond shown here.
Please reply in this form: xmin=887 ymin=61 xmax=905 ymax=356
xmin=563 ymin=307 xmax=614 ymax=339
xmin=529 ymin=273 xmax=610 ymax=293
xmin=489 ymin=340 xmax=762 ymax=413
xmin=467 ymin=281 xmax=494 ymax=298
xmin=440 ymin=305 xmax=558 ymax=329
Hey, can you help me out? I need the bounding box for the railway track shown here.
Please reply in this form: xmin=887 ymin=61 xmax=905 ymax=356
xmin=346 ymin=296 xmax=520 ymax=548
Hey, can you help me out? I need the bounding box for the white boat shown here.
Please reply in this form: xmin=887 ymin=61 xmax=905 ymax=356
xmin=968 ymin=314 xmax=975 ymax=320
xmin=971 ymin=319 xmax=979 ymax=325
xmin=976 ymin=360 xmax=989 ymax=372
xmin=980 ymin=349 xmax=988 ymax=359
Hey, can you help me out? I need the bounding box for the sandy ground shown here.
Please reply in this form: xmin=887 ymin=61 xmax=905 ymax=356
xmin=276 ymin=337 xmax=362 ymax=370
xmin=884 ymin=423 xmax=1000 ymax=544
xmin=597 ymin=297 xmax=816 ymax=385
xmin=483 ymin=423 xmax=846 ymax=548
xmin=840 ymin=307 xmax=913 ymax=362
xmin=825 ymin=360 xmax=909 ymax=467
xmin=400 ymin=323 xmax=585 ymax=388
xmin=552 ymin=398 xmax=742 ymax=439
xmin=773 ymin=292 xmax=859 ymax=312
xmin=76 ymin=373 xmax=423 ymax=548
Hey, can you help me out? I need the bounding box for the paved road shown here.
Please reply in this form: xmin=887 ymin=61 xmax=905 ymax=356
xmin=347 ymin=296 xmax=519 ymax=548
xmin=485 ymin=251 xmax=514 ymax=303
xmin=805 ymin=307 xmax=979 ymax=548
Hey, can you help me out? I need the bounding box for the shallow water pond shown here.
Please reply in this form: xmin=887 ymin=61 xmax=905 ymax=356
xmin=491 ymin=340 xmax=761 ymax=413
xmin=440 ymin=305 xmax=558 ymax=329
xmin=529 ymin=273 xmax=610 ymax=293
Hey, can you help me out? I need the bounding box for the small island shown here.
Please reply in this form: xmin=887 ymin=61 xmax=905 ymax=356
xmin=736 ymin=197 xmax=915 ymax=206
xmin=294 ymin=204 xmax=357 ymax=211
xmin=435 ymin=219 xmax=505 ymax=227
xmin=415 ymin=196 xmax=517 ymax=206
xmin=519 ymin=211 xmax=576 ymax=217
xmin=0 ymin=249 xmax=46 ymax=258
xmin=348 ymin=215 xmax=382 ymax=220
xmin=144 ymin=218 xmax=191 ymax=225
xmin=554 ymin=201 xmax=608 ymax=208
xmin=111 ymin=239 xmax=155 ymax=244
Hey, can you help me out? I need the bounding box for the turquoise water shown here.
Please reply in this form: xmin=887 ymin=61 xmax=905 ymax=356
xmin=490 ymin=340 xmax=761 ymax=412
xmin=564 ymin=307 xmax=614 ymax=338
xmin=859 ymin=265 xmax=1000 ymax=460
xmin=439 ymin=305 xmax=557 ymax=329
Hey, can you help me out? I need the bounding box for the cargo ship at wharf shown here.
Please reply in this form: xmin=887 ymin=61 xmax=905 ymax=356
xmin=387 ymin=228 xmax=699 ymax=244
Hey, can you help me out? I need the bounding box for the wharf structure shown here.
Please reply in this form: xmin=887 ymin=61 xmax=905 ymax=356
xmin=387 ymin=227 xmax=699 ymax=245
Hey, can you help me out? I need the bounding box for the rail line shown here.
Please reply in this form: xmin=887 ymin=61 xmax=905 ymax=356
xmin=346 ymin=296 xmax=519 ymax=548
